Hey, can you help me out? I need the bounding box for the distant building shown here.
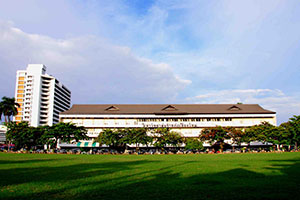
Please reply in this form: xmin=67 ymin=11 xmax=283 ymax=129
xmin=14 ymin=64 xmax=71 ymax=127
xmin=0 ymin=125 xmax=7 ymax=143
xmin=60 ymin=104 xmax=276 ymax=141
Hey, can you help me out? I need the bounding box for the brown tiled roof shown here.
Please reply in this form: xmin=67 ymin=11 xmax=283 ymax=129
xmin=60 ymin=104 xmax=275 ymax=115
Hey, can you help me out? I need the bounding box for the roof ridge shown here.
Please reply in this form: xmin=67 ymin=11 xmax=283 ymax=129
xmin=61 ymin=104 xmax=275 ymax=115
xmin=71 ymin=104 xmax=261 ymax=106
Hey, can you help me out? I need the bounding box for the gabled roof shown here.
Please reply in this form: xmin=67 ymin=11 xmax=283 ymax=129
xmin=105 ymin=105 xmax=119 ymax=111
xmin=60 ymin=104 xmax=276 ymax=115
xmin=162 ymin=105 xmax=178 ymax=111
xmin=228 ymin=105 xmax=242 ymax=111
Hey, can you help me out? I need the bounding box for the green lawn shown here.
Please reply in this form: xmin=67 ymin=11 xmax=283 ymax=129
xmin=1 ymin=153 xmax=300 ymax=200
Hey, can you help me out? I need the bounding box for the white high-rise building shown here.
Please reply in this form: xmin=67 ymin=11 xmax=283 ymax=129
xmin=14 ymin=64 xmax=71 ymax=127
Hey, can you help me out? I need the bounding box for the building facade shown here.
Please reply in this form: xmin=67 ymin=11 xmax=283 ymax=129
xmin=60 ymin=104 xmax=276 ymax=139
xmin=0 ymin=125 xmax=7 ymax=143
xmin=14 ymin=64 xmax=71 ymax=127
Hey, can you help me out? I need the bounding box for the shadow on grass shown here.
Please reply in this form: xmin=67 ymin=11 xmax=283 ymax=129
xmin=0 ymin=158 xmax=63 ymax=165
xmin=0 ymin=160 xmax=156 ymax=187
xmin=1 ymin=158 xmax=300 ymax=200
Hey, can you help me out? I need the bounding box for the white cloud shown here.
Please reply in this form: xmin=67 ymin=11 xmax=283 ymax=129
xmin=186 ymin=89 xmax=300 ymax=124
xmin=144 ymin=0 xmax=300 ymax=91
xmin=0 ymin=1 xmax=299 ymax=125
xmin=0 ymin=20 xmax=190 ymax=104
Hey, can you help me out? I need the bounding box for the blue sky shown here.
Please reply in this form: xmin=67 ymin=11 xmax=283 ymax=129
xmin=0 ymin=0 xmax=299 ymax=124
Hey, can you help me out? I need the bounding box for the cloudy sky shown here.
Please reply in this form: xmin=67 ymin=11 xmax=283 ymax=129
xmin=0 ymin=0 xmax=299 ymax=124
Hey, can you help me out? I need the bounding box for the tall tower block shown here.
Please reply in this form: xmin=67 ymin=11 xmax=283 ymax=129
xmin=14 ymin=64 xmax=71 ymax=127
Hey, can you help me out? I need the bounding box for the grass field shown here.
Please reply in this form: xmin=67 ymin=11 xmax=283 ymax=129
xmin=1 ymin=153 xmax=300 ymax=200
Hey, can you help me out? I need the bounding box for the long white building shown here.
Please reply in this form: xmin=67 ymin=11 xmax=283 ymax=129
xmin=60 ymin=104 xmax=276 ymax=139
xmin=14 ymin=64 xmax=71 ymax=127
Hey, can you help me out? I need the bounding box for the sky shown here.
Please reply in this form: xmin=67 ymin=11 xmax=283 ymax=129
xmin=0 ymin=0 xmax=299 ymax=124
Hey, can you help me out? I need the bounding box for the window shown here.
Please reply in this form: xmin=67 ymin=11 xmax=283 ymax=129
xmin=15 ymin=117 xmax=22 ymax=121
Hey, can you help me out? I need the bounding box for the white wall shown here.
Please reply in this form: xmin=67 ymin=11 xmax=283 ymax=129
xmin=26 ymin=64 xmax=45 ymax=127
xmin=47 ymin=77 xmax=56 ymax=126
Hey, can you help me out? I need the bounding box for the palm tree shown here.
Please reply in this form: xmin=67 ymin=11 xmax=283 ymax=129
xmin=0 ymin=101 xmax=3 ymax=121
xmin=0 ymin=96 xmax=20 ymax=123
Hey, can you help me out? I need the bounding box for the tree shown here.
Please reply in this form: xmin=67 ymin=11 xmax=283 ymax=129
xmin=97 ymin=129 xmax=126 ymax=150
xmin=184 ymin=138 xmax=204 ymax=151
xmin=134 ymin=128 xmax=152 ymax=148
xmin=200 ymin=126 xmax=230 ymax=152
xmin=280 ymin=122 xmax=294 ymax=150
xmin=0 ymin=97 xmax=20 ymax=122
xmin=153 ymin=128 xmax=183 ymax=150
xmin=244 ymin=122 xmax=288 ymax=150
xmin=241 ymin=127 xmax=255 ymax=146
xmin=6 ymin=121 xmax=44 ymax=150
xmin=226 ymin=127 xmax=245 ymax=151
xmin=43 ymin=122 xmax=88 ymax=149
xmin=122 ymin=128 xmax=152 ymax=150
xmin=265 ymin=126 xmax=285 ymax=149
xmin=281 ymin=115 xmax=300 ymax=150
xmin=276 ymin=124 xmax=290 ymax=148
xmin=165 ymin=131 xmax=183 ymax=147
xmin=6 ymin=122 xmax=88 ymax=150
xmin=0 ymin=102 xmax=3 ymax=121
xmin=119 ymin=128 xmax=132 ymax=149
xmin=244 ymin=122 xmax=273 ymax=144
